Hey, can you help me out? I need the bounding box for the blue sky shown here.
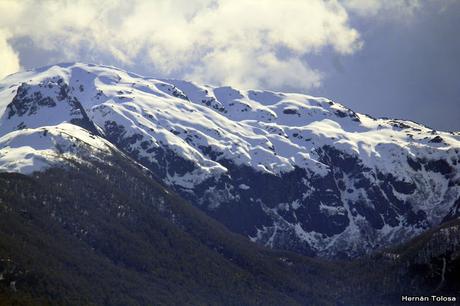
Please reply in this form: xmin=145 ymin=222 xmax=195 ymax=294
xmin=1 ymin=0 xmax=459 ymax=131
xmin=311 ymin=0 xmax=460 ymax=131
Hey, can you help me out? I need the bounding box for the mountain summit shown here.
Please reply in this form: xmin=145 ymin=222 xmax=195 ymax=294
xmin=1 ymin=63 xmax=459 ymax=257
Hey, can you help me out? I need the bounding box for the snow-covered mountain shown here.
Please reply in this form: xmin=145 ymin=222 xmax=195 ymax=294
xmin=1 ymin=63 xmax=459 ymax=257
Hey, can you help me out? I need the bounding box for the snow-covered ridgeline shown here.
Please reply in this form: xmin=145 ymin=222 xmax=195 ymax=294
xmin=0 ymin=62 xmax=459 ymax=257
xmin=1 ymin=63 xmax=458 ymax=179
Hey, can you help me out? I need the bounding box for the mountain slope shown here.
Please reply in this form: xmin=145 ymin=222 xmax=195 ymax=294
xmin=0 ymin=149 xmax=349 ymax=305
xmin=0 ymin=156 xmax=459 ymax=305
xmin=0 ymin=63 xmax=459 ymax=257
xmin=346 ymin=218 xmax=460 ymax=305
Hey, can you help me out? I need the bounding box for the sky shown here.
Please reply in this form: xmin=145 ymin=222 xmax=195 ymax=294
xmin=0 ymin=0 xmax=459 ymax=131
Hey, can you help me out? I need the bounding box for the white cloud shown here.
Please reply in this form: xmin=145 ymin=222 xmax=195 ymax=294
xmin=2 ymin=0 xmax=438 ymax=89
xmin=187 ymin=48 xmax=323 ymax=90
xmin=113 ymin=0 xmax=361 ymax=89
xmin=0 ymin=29 xmax=20 ymax=79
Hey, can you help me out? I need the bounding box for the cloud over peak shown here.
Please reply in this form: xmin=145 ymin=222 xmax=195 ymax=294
xmin=0 ymin=0 xmax=436 ymax=89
